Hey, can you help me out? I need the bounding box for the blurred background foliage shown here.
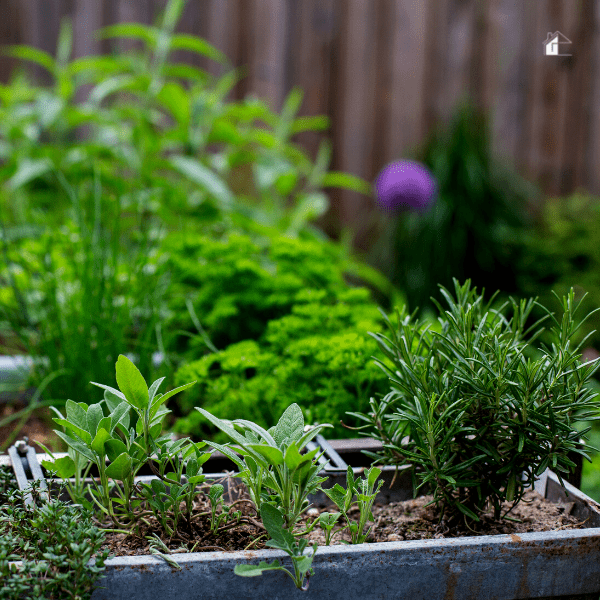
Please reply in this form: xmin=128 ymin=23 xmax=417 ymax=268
xmin=0 ymin=0 xmax=392 ymax=445
xmin=1 ymin=0 xmax=600 ymax=499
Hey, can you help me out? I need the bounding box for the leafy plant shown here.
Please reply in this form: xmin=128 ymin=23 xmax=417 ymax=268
xmin=324 ymin=466 xmax=383 ymax=544
xmin=351 ymin=280 xmax=600 ymax=525
xmin=47 ymin=354 xmax=205 ymax=531
xmin=318 ymin=511 xmax=343 ymax=545
xmin=0 ymin=482 xmax=108 ymax=600
xmin=196 ymin=403 xmax=329 ymax=529
xmin=0 ymin=0 xmax=381 ymax=409
xmin=159 ymin=229 xmax=394 ymax=353
xmin=172 ymin=282 xmax=389 ymax=439
xmin=0 ymin=187 xmax=165 ymax=404
xmin=39 ymin=442 xmax=93 ymax=507
xmin=514 ymin=193 xmax=600 ymax=349
xmin=234 ymin=502 xmax=317 ymax=590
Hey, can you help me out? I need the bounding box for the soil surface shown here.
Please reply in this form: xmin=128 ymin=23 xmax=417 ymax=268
xmin=0 ymin=404 xmax=62 ymax=452
xmin=99 ymin=484 xmax=586 ymax=557
xmin=303 ymin=489 xmax=584 ymax=546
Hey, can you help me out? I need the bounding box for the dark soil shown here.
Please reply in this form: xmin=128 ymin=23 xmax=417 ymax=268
xmin=0 ymin=404 xmax=62 ymax=452
xmin=99 ymin=484 xmax=586 ymax=557
xmin=100 ymin=478 xmax=268 ymax=556
xmin=303 ymin=489 xmax=585 ymax=546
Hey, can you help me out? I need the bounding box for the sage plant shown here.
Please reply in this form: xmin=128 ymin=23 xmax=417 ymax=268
xmin=324 ymin=466 xmax=383 ymax=543
xmin=196 ymin=403 xmax=330 ymax=529
xmin=351 ymin=280 xmax=600 ymax=525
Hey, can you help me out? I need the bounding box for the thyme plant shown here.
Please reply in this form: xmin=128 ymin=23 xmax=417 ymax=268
xmin=0 ymin=482 xmax=108 ymax=600
xmin=351 ymin=280 xmax=600 ymax=525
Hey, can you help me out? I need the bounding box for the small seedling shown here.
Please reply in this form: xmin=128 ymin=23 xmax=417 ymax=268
xmin=325 ymin=466 xmax=383 ymax=544
xmin=318 ymin=511 xmax=342 ymax=545
xmin=234 ymin=503 xmax=317 ymax=590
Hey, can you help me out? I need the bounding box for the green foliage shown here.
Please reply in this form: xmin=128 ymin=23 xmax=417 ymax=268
xmin=172 ymin=285 xmax=389 ymax=438
xmin=234 ymin=503 xmax=317 ymax=590
xmin=0 ymin=466 xmax=18 ymax=505
xmin=351 ymin=280 xmax=600 ymax=524
xmin=197 ymin=403 xmax=329 ymax=529
xmin=324 ymin=466 xmax=383 ymax=544
xmin=0 ymin=0 xmax=369 ymax=233
xmin=318 ymin=511 xmax=343 ymax=545
xmin=0 ymin=178 xmax=168 ymax=404
xmin=0 ymin=483 xmax=108 ymax=600
xmin=0 ymin=0 xmax=379 ymax=408
xmin=47 ymin=354 xmax=212 ymax=534
xmin=159 ymin=229 xmax=391 ymax=351
xmin=515 ymin=193 xmax=600 ymax=349
xmin=376 ymin=104 xmax=536 ymax=311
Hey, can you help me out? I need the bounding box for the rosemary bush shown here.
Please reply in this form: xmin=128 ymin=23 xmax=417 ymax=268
xmin=351 ymin=280 xmax=600 ymax=525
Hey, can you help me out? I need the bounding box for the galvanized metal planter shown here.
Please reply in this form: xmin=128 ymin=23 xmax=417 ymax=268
xmin=4 ymin=441 xmax=600 ymax=600
xmin=91 ymin=469 xmax=600 ymax=600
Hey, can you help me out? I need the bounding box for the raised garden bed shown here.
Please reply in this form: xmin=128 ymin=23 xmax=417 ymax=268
xmin=3 ymin=439 xmax=600 ymax=600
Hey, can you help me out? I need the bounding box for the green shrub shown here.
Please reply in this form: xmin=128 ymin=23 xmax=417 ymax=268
xmin=351 ymin=281 xmax=600 ymax=524
xmin=515 ymin=193 xmax=600 ymax=349
xmin=173 ymin=287 xmax=389 ymax=439
xmin=159 ymin=228 xmax=395 ymax=353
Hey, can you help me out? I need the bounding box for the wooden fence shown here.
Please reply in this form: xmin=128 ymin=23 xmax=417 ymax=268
xmin=2 ymin=0 xmax=600 ymax=247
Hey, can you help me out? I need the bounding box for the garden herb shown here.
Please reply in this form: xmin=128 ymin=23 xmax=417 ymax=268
xmin=0 ymin=481 xmax=108 ymax=600
xmin=351 ymin=280 xmax=600 ymax=525
xmin=324 ymin=466 xmax=383 ymax=544
xmin=234 ymin=503 xmax=317 ymax=590
xmin=196 ymin=403 xmax=330 ymax=529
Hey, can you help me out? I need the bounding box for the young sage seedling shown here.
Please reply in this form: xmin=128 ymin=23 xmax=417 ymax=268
xmin=48 ymin=354 xmax=199 ymax=531
xmin=318 ymin=511 xmax=342 ymax=546
xmin=324 ymin=466 xmax=383 ymax=544
xmin=234 ymin=502 xmax=317 ymax=590
xmin=196 ymin=403 xmax=330 ymax=529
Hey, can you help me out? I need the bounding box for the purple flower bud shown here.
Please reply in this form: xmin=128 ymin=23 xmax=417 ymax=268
xmin=374 ymin=160 xmax=437 ymax=213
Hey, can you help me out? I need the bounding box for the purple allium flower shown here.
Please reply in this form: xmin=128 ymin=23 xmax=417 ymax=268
xmin=374 ymin=160 xmax=437 ymax=213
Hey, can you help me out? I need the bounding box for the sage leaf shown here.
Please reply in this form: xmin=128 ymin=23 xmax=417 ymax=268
xmin=115 ymin=354 xmax=149 ymax=411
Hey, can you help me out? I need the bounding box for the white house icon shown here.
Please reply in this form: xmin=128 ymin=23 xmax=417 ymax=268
xmin=544 ymin=31 xmax=572 ymax=56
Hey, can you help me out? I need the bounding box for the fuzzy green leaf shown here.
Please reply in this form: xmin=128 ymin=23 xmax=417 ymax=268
xmin=105 ymin=452 xmax=132 ymax=481
xmin=116 ymin=355 xmax=149 ymax=411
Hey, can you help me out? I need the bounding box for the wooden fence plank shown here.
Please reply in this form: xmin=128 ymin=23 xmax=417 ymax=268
xmin=444 ymin=0 xmax=477 ymax=113
xmin=330 ymin=0 xmax=379 ymax=246
xmin=0 ymin=0 xmax=23 ymax=83
xmin=560 ymin=0 xmax=595 ymax=194
xmin=286 ymin=0 xmax=336 ymax=159
xmin=587 ymin=0 xmax=600 ymax=196
xmin=247 ymin=0 xmax=288 ymax=111
xmin=1 ymin=0 xmax=600 ymax=228
xmin=386 ymin=0 xmax=428 ymax=160
xmin=421 ymin=0 xmax=449 ymax=133
xmin=206 ymin=0 xmax=251 ymax=97
xmin=113 ymin=0 xmax=153 ymax=53
xmin=487 ymin=0 xmax=528 ymax=163
xmin=73 ymin=0 xmax=104 ymax=58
